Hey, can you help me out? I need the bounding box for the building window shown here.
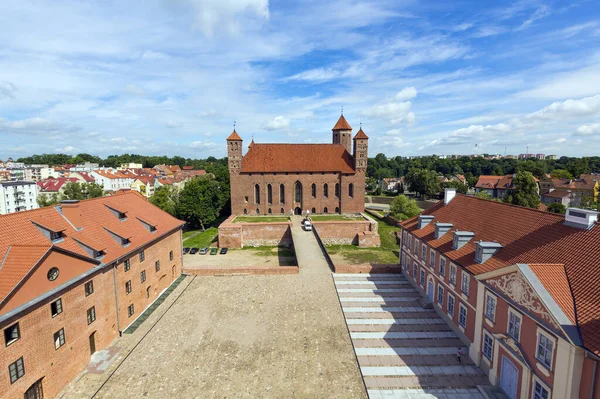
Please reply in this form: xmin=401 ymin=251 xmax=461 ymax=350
xmin=124 ymin=259 xmax=131 ymax=272
xmin=294 ymin=181 xmax=302 ymax=202
xmin=508 ymin=310 xmax=521 ymax=341
xmin=349 ymin=183 xmax=354 ymax=198
xmin=267 ymin=184 xmax=273 ymax=204
xmin=254 ymin=184 xmax=260 ymax=204
xmin=146 ymin=286 xmax=151 ymax=299
xmin=4 ymin=323 xmax=20 ymax=346
xmin=335 ymin=183 xmax=340 ymax=197
xmin=537 ymin=333 xmax=554 ymax=369
xmin=256 ymin=208 xmax=260 ymax=214
xmin=155 ymin=260 xmax=160 ymax=272
xmin=483 ymin=333 xmax=493 ymax=360
xmin=54 ymin=328 xmax=66 ymax=350
xmin=279 ymin=184 xmax=285 ymax=204
xmin=448 ymin=294 xmax=455 ymax=316
xmin=87 ymin=306 xmax=96 ymax=325
xmin=533 ymin=381 xmax=550 ymax=399
xmin=412 ymin=262 xmax=417 ymax=279
xmin=85 ymin=280 xmax=94 ymax=296
xmin=50 ymin=298 xmax=63 ymax=317
xmin=140 ymin=270 xmax=146 ymax=283
xmin=420 ymin=269 xmax=425 ymax=286
xmin=485 ymin=294 xmax=496 ymax=321
xmin=8 ymin=357 xmax=24 ymax=384
xmin=280 ymin=208 xmax=284 ymax=214
xmin=139 ymin=250 xmax=145 ymax=262
xmin=449 ymin=264 xmax=456 ymax=285
xmin=421 ymin=245 xmax=426 ymax=261
xmin=128 ymin=304 xmax=135 ymax=317
xmin=461 ymin=272 xmax=470 ymax=295
xmin=429 ymin=251 xmax=435 ymax=268
xmin=324 ymin=207 xmax=328 ymax=213
xmin=169 ymin=251 xmax=174 ymax=261
xmin=437 ymin=285 xmax=444 ymax=305
xmin=414 ymin=240 xmax=418 ymax=254
xmin=268 ymin=208 xmax=272 ymax=214
xmin=406 ymin=234 xmax=411 ymax=249
xmin=244 ymin=209 xmax=247 ymax=215
xmin=323 ymin=183 xmax=329 ymax=198
xmin=125 ymin=280 xmax=132 ymax=294
xmin=459 ymin=305 xmax=467 ymax=328
xmin=439 ymin=257 xmax=446 ymax=277
xmin=311 ymin=183 xmax=316 ymax=198
xmin=47 ymin=267 xmax=60 ymax=281
xmin=311 ymin=207 xmax=316 ymax=214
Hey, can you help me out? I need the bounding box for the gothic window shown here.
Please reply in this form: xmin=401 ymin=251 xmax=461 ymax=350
xmin=267 ymin=184 xmax=272 ymax=204
xmin=324 ymin=207 xmax=328 ymax=213
xmin=256 ymin=208 xmax=260 ymax=215
xmin=268 ymin=208 xmax=272 ymax=214
xmin=335 ymin=183 xmax=340 ymax=198
xmin=294 ymin=181 xmax=302 ymax=202
xmin=279 ymin=184 xmax=285 ymax=204
xmin=335 ymin=207 xmax=340 ymax=213
xmin=311 ymin=183 xmax=316 ymax=198
xmin=311 ymin=207 xmax=316 ymax=214
xmin=323 ymin=183 xmax=329 ymax=198
xmin=254 ymin=184 xmax=260 ymax=204
xmin=349 ymin=183 xmax=354 ymax=198
xmin=243 ymin=209 xmax=247 ymax=215
xmin=280 ymin=208 xmax=284 ymax=214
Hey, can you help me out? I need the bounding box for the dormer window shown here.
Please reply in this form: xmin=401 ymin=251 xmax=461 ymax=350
xmin=105 ymin=205 xmax=128 ymax=221
xmin=137 ymin=217 xmax=158 ymax=233
xmin=50 ymin=231 xmax=63 ymax=242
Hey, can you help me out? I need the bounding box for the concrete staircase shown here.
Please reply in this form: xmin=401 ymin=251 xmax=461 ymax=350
xmin=333 ymin=273 xmax=490 ymax=399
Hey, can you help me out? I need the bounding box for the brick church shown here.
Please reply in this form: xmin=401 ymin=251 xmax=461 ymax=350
xmin=227 ymin=115 xmax=369 ymax=216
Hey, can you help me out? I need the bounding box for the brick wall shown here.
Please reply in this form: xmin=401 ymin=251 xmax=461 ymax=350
xmin=312 ymin=219 xmax=377 ymax=245
xmin=218 ymin=215 xmax=292 ymax=249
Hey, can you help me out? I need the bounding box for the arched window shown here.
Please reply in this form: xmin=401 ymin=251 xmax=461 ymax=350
xmin=311 ymin=207 xmax=316 ymax=214
xmin=256 ymin=208 xmax=260 ymax=214
xmin=324 ymin=183 xmax=329 ymax=198
xmin=349 ymin=183 xmax=354 ymax=198
xmin=280 ymin=208 xmax=284 ymax=214
xmin=267 ymin=184 xmax=272 ymax=204
xmin=254 ymin=184 xmax=260 ymax=204
xmin=324 ymin=207 xmax=328 ymax=213
xmin=294 ymin=181 xmax=302 ymax=202
xmin=335 ymin=183 xmax=340 ymax=197
xmin=279 ymin=184 xmax=285 ymax=204
xmin=244 ymin=209 xmax=247 ymax=215
xmin=335 ymin=207 xmax=340 ymax=213
xmin=268 ymin=208 xmax=272 ymax=214
xmin=311 ymin=183 xmax=316 ymax=198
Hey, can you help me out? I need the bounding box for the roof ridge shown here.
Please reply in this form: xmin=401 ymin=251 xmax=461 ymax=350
xmin=456 ymin=194 xmax=565 ymax=218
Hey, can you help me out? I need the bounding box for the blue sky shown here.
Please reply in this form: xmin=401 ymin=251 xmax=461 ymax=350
xmin=1 ymin=0 xmax=599 ymax=160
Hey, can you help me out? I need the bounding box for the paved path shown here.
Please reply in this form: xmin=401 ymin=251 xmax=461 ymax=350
xmin=333 ymin=273 xmax=489 ymax=399
xmin=290 ymin=216 xmax=331 ymax=274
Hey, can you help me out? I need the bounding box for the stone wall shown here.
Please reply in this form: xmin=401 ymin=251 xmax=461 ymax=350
xmin=218 ymin=215 xmax=292 ymax=249
xmin=312 ymin=215 xmax=379 ymax=247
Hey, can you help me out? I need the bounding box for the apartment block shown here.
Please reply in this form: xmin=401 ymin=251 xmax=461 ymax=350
xmin=0 ymin=181 xmax=39 ymax=215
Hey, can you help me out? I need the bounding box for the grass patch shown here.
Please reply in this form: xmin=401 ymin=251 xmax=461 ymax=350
xmin=378 ymin=219 xmax=401 ymax=249
xmin=326 ymin=245 xmax=398 ymax=264
xmin=236 ymin=246 xmax=295 ymax=257
xmin=182 ymin=230 xmax=199 ymax=240
xmin=310 ymin=214 xmax=364 ymax=221
xmin=183 ymin=227 xmax=218 ymax=248
xmin=233 ymin=216 xmax=290 ymax=223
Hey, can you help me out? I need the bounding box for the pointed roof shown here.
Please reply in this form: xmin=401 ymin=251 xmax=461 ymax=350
xmin=226 ymin=130 xmax=242 ymax=141
xmin=248 ymin=139 xmax=255 ymax=149
xmin=332 ymin=115 xmax=352 ymax=131
xmin=353 ymin=128 xmax=369 ymax=140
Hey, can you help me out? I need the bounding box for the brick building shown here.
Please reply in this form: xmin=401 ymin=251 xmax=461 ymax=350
xmin=0 ymin=191 xmax=184 ymax=399
xmin=399 ymin=189 xmax=600 ymax=398
xmin=227 ymin=115 xmax=369 ymax=216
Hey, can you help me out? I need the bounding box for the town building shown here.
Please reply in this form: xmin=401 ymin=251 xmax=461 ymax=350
xmin=540 ymin=189 xmax=572 ymax=207
xmin=227 ymin=115 xmax=368 ymax=215
xmin=91 ymin=170 xmax=134 ymax=192
xmin=0 ymin=181 xmax=39 ymax=215
xmin=69 ymin=162 xmax=100 ymax=172
xmin=399 ymin=189 xmax=600 ymax=399
xmin=120 ymin=162 xmax=144 ymax=169
xmin=131 ymin=176 xmax=156 ymax=198
xmin=474 ymin=174 xmax=540 ymax=199
xmin=0 ymin=191 xmax=184 ymax=399
xmin=378 ymin=177 xmax=403 ymax=192
xmin=546 ymin=155 xmax=557 ymax=160
xmin=36 ymin=178 xmax=80 ymax=201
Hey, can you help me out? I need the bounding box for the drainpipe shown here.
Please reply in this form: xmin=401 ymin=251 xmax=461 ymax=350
xmin=590 ymin=352 xmax=598 ymax=399
xmin=112 ymin=264 xmax=122 ymax=335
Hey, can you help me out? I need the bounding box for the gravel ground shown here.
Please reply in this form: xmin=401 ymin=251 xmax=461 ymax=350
xmin=183 ymin=249 xmax=296 ymax=268
xmin=73 ymin=272 xmax=365 ymax=399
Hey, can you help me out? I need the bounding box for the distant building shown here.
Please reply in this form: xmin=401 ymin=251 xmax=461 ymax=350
xmin=474 ymin=174 xmax=540 ymax=199
xmin=23 ymin=165 xmax=50 ymax=181
xmin=120 ymin=162 xmax=144 ymax=169
xmin=69 ymin=162 xmax=100 ymax=172
xmin=518 ymin=153 xmax=537 ymax=160
xmin=536 ymin=153 xmax=546 ymax=160
xmin=379 ymin=177 xmax=403 ymax=192
xmin=547 ymin=154 xmax=557 ymax=160
xmin=0 ymin=181 xmax=39 ymax=214
xmin=541 ymin=189 xmax=572 ymax=207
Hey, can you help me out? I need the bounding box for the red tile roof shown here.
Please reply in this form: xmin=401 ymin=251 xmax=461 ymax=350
xmin=542 ymin=190 xmax=571 ymax=199
xmin=475 ymin=175 xmax=502 ymax=189
xmin=353 ymin=128 xmax=369 ymax=140
xmin=400 ymin=194 xmax=600 ymax=355
xmin=0 ymin=192 xmax=184 ymax=314
xmin=226 ymin=130 xmax=242 ymax=141
xmin=529 ymin=264 xmax=576 ymax=324
xmin=332 ymin=115 xmax=352 ymax=130
xmin=37 ymin=178 xmax=79 ymax=192
xmin=241 ymin=144 xmax=355 ymax=173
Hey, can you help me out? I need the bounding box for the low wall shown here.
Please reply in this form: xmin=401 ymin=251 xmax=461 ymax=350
xmin=312 ymin=217 xmax=378 ymax=246
xmin=218 ymin=215 xmax=292 ymax=249
xmin=183 ymin=265 xmax=299 ymax=276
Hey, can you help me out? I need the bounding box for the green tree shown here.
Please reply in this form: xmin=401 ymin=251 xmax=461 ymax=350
xmin=389 ymin=194 xmax=421 ymax=221
xmin=37 ymin=193 xmax=60 ymax=207
xmin=549 ymin=169 xmax=573 ymax=179
xmin=547 ymin=203 xmax=566 ymax=214
xmin=176 ymin=178 xmax=226 ymax=230
xmin=517 ymin=160 xmax=547 ymax=179
xmin=475 ymin=191 xmax=493 ymax=200
xmin=442 ymin=180 xmax=469 ymax=194
xmin=61 ymin=182 xmax=84 ymax=200
xmin=504 ymin=171 xmax=540 ymax=208
xmin=405 ymin=168 xmax=441 ymax=198
xmin=82 ymin=183 xmax=104 ymax=198
xmin=149 ymin=186 xmax=178 ymax=216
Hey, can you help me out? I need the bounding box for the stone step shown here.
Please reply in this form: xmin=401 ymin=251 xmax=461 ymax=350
xmin=358 ymin=354 xmax=474 ymax=367
xmin=346 ymin=318 xmax=446 ymax=325
xmin=364 ymin=375 xmax=490 ymax=390
xmin=343 ymin=306 xmax=435 ymax=313
xmin=334 ymin=273 xmax=405 ymax=278
xmin=351 ymin=331 xmax=456 ymax=339
xmin=348 ymin=324 xmax=452 ymax=333
xmin=361 ymin=365 xmax=482 ymax=377
xmin=336 ymin=288 xmax=416 ymax=293
xmin=352 ymin=338 xmax=465 ymax=348
xmin=344 ymin=311 xmax=438 ymax=319
xmin=339 ymin=292 xmax=421 ymax=298
xmin=367 ymin=388 xmax=485 ymax=399
xmin=339 ymin=297 xmax=419 ymax=302
xmin=334 ymin=280 xmax=409 ymax=285
xmin=355 ymin=347 xmax=469 ymax=356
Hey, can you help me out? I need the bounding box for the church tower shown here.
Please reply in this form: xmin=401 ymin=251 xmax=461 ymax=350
xmin=353 ymin=126 xmax=369 ymax=172
xmin=226 ymin=129 xmax=243 ymax=175
xmin=332 ymin=114 xmax=353 ymax=154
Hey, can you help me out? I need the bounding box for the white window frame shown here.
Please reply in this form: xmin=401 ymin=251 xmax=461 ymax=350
xmin=449 ymin=264 xmax=456 ymax=285
xmin=532 ymin=375 xmax=552 ymax=399
xmin=482 ymin=331 xmax=494 ymax=361
xmin=447 ymin=294 xmax=455 ymax=317
xmin=407 ymin=234 xmax=411 ymax=249
xmin=414 ymin=239 xmax=419 ymax=255
xmin=437 ymin=285 xmax=444 ymax=305
xmin=536 ymin=328 xmax=556 ymax=370
xmin=439 ymin=257 xmax=446 ymax=277
xmin=461 ymin=272 xmax=470 ymax=296
xmin=413 ymin=262 xmax=418 ymax=279
xmin=429 ymin=250 xmax=435 ymax=268
xmin=420 ymin=269 xmax=425 ymax=287
xmin=459 ymin=303 xmax=468 ymax=328
xmin=484 ymin=292 xmax=496 ymax=322
xmin=507 ymin=308 xmax=522 ymax=342
xmin=421 ymin=245 xmax=427 ymax=261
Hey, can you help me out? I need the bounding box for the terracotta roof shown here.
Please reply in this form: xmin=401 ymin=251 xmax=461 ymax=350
xmin=400 ymin=194 xmax=600 ymax=355
xmin=182 ymin=166 xmax=194 ymax=170
xmin=241 ymin=144 xmax=355 ymax=173
xmin=332 ymin=115 xmax=352 ymax=131
xmin=552 ymin=177 xmax=597 ymax=191
xmin=30 ymin=216 xmax=67 ymax=233
xmin=37 ymin=178 xmax=79 ymax=192
xmin=528 ymin=264 xmax=576 ymax=324
xmin=227 ymin=130 xmax=242 ymax=141
xmin=542 ymin=190 xmax=571 ymax=199
xmin=475 ymin=176 xmax=501 ymax=189
xmin=136 ymin=175 xmax=155 ymax=185
xmin=0 ymin=192 xmax=184 ymax=314
xmin=353 ymin=128 xmax=369 ymax=140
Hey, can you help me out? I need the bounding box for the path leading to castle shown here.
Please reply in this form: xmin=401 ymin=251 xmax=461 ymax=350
xmin=61 ymin=217 xmax=366 ymax=399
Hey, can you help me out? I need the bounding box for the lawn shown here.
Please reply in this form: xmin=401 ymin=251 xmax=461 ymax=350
xmin=326 ymin=245 xmax=398 ymax=264
xmin=233 ymin=216 xmax=290 ymax=223
xmin=310 ymin=214 xmax=365 ymax=221
xmin=182 ymin=230 xmax=199 ymax=240
xmin=378 ymin=218 xmax=401 ymax=249
xmin=182 ymin=227 xmax=218 ymax=248
xmin=236 ymin=246 xmax=295 ymax=258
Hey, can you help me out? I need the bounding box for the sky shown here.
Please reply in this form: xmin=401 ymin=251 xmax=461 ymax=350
xmin=1 ymin=0 xmax=600 ymax=160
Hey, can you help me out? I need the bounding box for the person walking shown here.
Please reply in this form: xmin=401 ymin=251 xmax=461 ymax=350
xmin=457 ymin=347 xmax=462 ymax=363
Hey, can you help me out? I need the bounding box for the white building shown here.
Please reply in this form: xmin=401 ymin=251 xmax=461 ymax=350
xmin=91 ymin=170 xmax=134 ymax=192
xmin=23 ymin=164 xmax=50 ymax=181
xmin=0 ymin=181 xmax=39 ymax=214
xmin=70 ymin=162 xmax=100 ymax=172
xmin=120 ymin=162 xmax=143 ymax=169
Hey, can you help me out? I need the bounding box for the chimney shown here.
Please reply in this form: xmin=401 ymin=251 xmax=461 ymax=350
xmin=475 ymin=241 xmax=503 ymax=263
xmin=61 ymin=200 xmax=82 ymax=229
xmin=452 ymin=230 xmax=475 ymax=249
xmin=444 ymin=188 xmax=457 ymax=205
xmin=564 ymin=208 xmax=599 ymax=230
xmin=417 ymin=215 xmax=434 ymax=229
xmin=434 ymin=222 xmax=453 ymax=239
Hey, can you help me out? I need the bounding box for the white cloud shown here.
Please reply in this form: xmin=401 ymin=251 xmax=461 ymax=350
xmin=286 ymin=68 xmax=341 ymax=83
xmin=0 ymin=81 xmax=18 ymax=99
xmin=263 ymin=116 xmax=290 ymax=131
xmin=395 ymin=87 xmax=417 ymax=101
xmin=189 ymin=140 xmax=216 ymax=149
xmin=55 ymin=145 xmax=77 ymax=153
xmin=166 ymin=120 xmax=183 ymax=128
xmin=519 ymin=66 xmax=600 ymax=99
xmin=517 ymin=5 xmax=550 ymax=30
xmin=554 ymin=138 xmax=567 ymax=143
xmin=363 ymin=88 xmax=417 ymax=126
xmin=574 ymin=123 xmax=600 ymax=136
xmin=0 ymin=117 xmax=81 ymax=135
